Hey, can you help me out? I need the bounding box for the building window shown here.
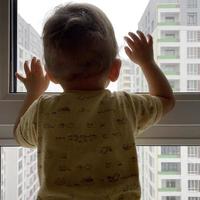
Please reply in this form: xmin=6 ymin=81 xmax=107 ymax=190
xmin=165 ymin=16 xmax=175 ymax=23
xmin=18 ymin=160 xmax=23 ymax=171
xmin=188 ymin=146 xmax=200 ymax=157
xmin=187 ymin=80 xmax=200 ymax=91
xmin=188 ymin=163 xmax=200 ymax=175
xmin=149 ymin=169 xmax=154 ymax=182
xmin=161 ymin=47 xmax=179 ymax=58
xmin=161 ymin=146 xmax=180 ymax=156
xmin=18 ymin=173 xmax=23 ymax=184
xmin=187 ymin=0 xmax=198 ymax=8
xmin=161 ymin=162 xmax=181 ymax=173
xmin=149 ymin=155 xmax=154 ymax=168
xmin=189 ymin=198 xmax=200 ymax=200
xmin=161 ymin=63 xmax=180 ymax=75
xmin=187 ymin=47 xmax=200 ymax=59
xmin=188 ymin=180 xmax=200 ymax=192
xmin=161 ymin=179 xmax=181 ymax=189
xmin=187 ymin=64 xmax=200 ymax=75
xmin=162 ymin=197 xmax=181 ymax=200
xmin=169 ymin=80 xmax=180 ymax=91
xmin=187 ymin=31 xmax=200 ymax=42
xmin=18 ymin=185 xmax=22 ymax=196
xmin=187 ymin=12 xmax=198 ymax=25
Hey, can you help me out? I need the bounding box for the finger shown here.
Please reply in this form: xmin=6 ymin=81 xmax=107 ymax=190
xmin=124 ymin=36 xmax=135 ymax=50
xmin=136 ymin=30 xmax=147 ymax=43
xmin=35 ymin=59 xmax=44 ymax=75
xmin=124 ymin=46 xmax=134 ymax=60
xmin=31 ymin=57 xmax=37 ymax=73
xmin=128 ymin=32 xmax=140 ymax=44
xmin=24 ymin=61 xmax=30 ymax=77
xmin=147 ymin=34 xmax=153 ymax=47
xmin=15 ymin=72 xmax=26 ymax=83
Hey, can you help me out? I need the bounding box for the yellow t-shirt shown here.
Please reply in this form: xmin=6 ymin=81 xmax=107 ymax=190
xmin=15 ymin=90 xmax=163 ymax=200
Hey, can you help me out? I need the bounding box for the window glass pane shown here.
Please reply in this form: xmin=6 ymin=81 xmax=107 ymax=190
xmin=2 ymin=146 xmax=200 ymax=199
xmin=16 ymin=0 xmax=200 ymax=93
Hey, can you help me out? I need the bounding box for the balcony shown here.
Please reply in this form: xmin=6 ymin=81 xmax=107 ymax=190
xmin=158 ymin=187 xmax=181 ymax=192
xmin=158 ymin=21 xmax=180 ymax=26
xmin=158 ymin=171 xmax=181 ymax=175
xmin=157 ymin=4 xmax=180 ymax=9
xmin=158 ymin=55 xmax=179 ymax=59
xmin=158 ymin=37 xmax=179 ymax=42
xmin=158 ymin=154 xmax=180 ymax=158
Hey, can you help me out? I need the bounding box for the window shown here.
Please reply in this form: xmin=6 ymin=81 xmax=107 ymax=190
xmin=161 ymin=179 xmax=181 ymax=189
xmin=187 ymin=80 xmax=200 ymax=91
xmin=161 ymin=162 xmax=181 ymax=173
xmin=187 ymin=0 xmax=198 ymax=8
xmin=187 ymin=31 xmax=200 ymax=42
xmin=1 ymin=0 xmax=200 ymax=199
xmin=187 ymin=12 xmax=198 ymax=25
xmin=18 ymin=185 xmax=23 ymax=196
xmin=162 ymin=197 xmax=181 ymax=200
xmin=187 ymin=47 xmax=200 ymax=59
xmin=188 ymin=163 xmax=200 ymax=175
xmin=188 ymin=180 xmax=200 ymax=192
xmin=160 ymin=63 xmax=180 ymax=75
xmin=187 ymin=64 xmax=200 ymax=75
xmin=149 ymin=169 xmax=154 ymax=182
xmin=168 ymin=80 xmax=180 ymax=91
xmin=161 ymin=146 xmax=180 ymax=156
xmin=160 ymin=47 xmax=179 ymax=58
xmin=188 ymin=146 xmax=200 ymax=158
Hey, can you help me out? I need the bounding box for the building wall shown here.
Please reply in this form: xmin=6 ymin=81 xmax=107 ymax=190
xmin=118 ymin=0 xmax=200 ymax=200
xmin=0 ymin=14 xmax=41 ymax=200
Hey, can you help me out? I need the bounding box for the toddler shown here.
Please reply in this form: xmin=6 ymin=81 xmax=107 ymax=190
xmin=14 ymin=3 xmax=175 ymax=200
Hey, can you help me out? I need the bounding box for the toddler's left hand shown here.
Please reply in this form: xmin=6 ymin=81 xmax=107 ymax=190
xmin=16 ymin=57 xmax=50 ymax=97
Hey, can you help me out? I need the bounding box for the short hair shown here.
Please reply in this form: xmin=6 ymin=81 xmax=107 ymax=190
xmin=42 ymin=3 xmax=118 ymax=81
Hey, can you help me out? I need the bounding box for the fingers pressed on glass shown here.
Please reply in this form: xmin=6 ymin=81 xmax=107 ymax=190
xmin=124 ymin=36 xmax=135 ymax=50
xmin=30 ymin=57 xmax=37 ymax=72
xmin=24 ymin=61 xmax=30 ymax=76
xmin=136 ymin=30 xmax=147 ymax=43
xmin=128 ymin=32 xmax=140 ymax=44
xmin=147 ymin=34 xmax=153 ymax=46
xmin=16 ymin=72 xmax=26 ymax=83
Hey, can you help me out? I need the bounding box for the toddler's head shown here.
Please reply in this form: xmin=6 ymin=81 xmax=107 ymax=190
xmin=43 ymin=3 xmax=119 ymax=88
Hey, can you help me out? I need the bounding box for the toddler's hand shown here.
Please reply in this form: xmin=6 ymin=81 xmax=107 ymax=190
xmin=16 ymin=57 xmax=50 ymax=97
xmin=124 ymin=30 xmax=155 ymax=67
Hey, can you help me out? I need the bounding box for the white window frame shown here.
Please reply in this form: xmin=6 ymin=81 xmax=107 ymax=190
xmin=1 ymin=0 xmax=200 ymax=146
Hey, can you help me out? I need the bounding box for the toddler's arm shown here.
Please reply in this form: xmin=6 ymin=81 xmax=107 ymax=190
xmin=13 ymin=57 xmax=49 ymax=138
xmin=124 ymin=31 xmax=175 ymax=114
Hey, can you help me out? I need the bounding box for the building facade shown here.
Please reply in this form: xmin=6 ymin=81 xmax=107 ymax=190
xmin=118 ymin=0 xmax=200 ymax=200
xmin=1 ymin=14 xmax=41 ymax=200
xmin=17 ymin=14 xmax=43 ymax=92
xmin=138 ymin=0 xmax=200 ymax=92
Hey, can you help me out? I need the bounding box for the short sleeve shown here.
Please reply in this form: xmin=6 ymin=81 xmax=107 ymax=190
xmin=129 ymin=94 xmax=163 ymax=136
xmin=15 ymin=98 xmax=40 ymax=148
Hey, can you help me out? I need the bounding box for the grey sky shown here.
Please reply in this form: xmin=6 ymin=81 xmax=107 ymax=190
xmin=18 ymin=0 xmax=149 ymax=44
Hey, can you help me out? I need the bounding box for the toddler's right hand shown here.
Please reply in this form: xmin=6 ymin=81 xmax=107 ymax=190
xmin=124 ymin=31 xmax=155 ymax=67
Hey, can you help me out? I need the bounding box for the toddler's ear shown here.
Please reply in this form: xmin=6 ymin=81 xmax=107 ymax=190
xmin=108 ymin=58 xmax=121 ymax=82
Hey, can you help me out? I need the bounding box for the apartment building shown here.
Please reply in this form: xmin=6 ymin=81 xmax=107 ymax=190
xmin=1 ymin=147 xmax=39 ymax=200
xmin=0 ymin=14 xmax=41 ymax=200
xmin=138 ymin=0 xmax=200 ymax=92
xmin=118 ymin=0 xmax=200 ymax=199
xmin=17 ymin=14 xmax=43 ymax=92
